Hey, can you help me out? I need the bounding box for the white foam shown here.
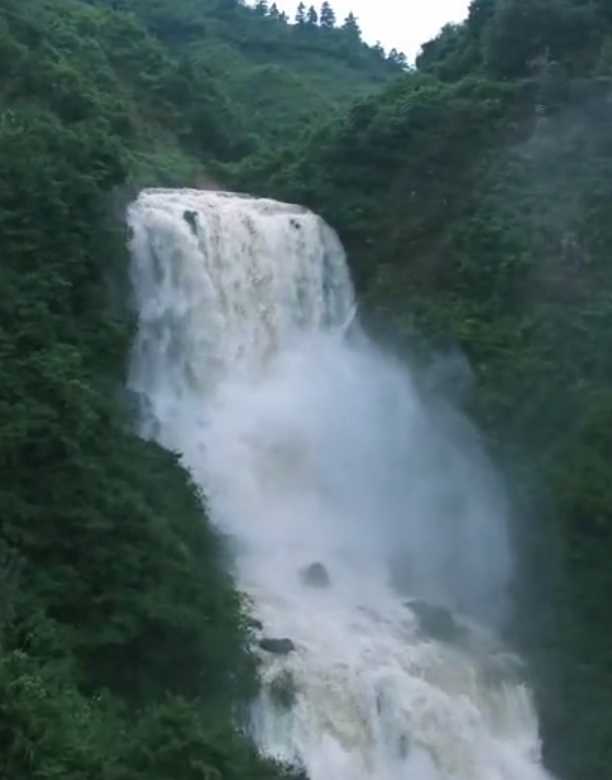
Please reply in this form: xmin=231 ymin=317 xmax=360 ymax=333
xmin=127 ymin=188 xmax=552 ymax=780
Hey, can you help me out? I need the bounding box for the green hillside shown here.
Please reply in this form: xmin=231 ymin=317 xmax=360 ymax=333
xmin=113 ymin=0 xmax=405 ymax=149
xmin=234 ymin=1 xmax=612 ymax=777
xmin=2 ymin=0 xmax=612 ymax=778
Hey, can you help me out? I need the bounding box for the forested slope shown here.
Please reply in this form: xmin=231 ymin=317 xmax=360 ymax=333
xmin=101 ymin=0 xmax=405 ymax=149
xmin=3 ymin=0 xmax=612 ymax=777
xmin=234 ymin=1 xmax=612 ymax=777
xmin=0 ymin=0 xmax=397 ymax=777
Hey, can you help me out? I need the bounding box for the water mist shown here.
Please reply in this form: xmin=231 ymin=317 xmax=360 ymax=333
xmin=127 ymin=188 xmax=553 ymax=780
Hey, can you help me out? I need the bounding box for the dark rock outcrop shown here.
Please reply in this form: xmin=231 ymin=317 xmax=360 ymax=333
xmin=406 ymin=599 xmax=465 ymax=643
xmin=183 ymin=209 xmax=198 ymax=234
xmin=300 ymin=561 xmax=330 ymax=589
xmin=259 ymin=637 xmax=296 ymax=655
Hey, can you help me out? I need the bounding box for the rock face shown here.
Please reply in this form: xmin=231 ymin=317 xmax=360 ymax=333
xmin=182 ymin=209 xmax=198 ymax=234
xmin=259 ymin=637 xmax=296 ymax=655
xmin=300 ymin=561 xmax=330 ymax=589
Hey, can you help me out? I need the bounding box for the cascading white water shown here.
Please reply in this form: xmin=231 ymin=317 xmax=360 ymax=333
xmin=127 ymin=188 xmax=553 ymax=780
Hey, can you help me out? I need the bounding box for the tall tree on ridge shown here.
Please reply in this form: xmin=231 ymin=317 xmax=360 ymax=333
xmin=388 ymin=47 xmax=408 ymax=68
xmin=342 ymin=11 xmax=361 ymax=39
xmin=320 ymin=1 xmax=336 ymax=28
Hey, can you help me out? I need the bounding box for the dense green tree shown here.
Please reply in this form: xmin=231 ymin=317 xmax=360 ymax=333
xmin=319 ymin=1 xmax=336 ymax=28
xmin=306 ymin=4 xmax=318 ymax=25
xmin=387 ymin=48 xmax=408 ymax=68
xmin=341 ymin=11 xmax=360 ymax=39
xmin=482 ymin=0 xmax=601 ymax=79
xmin=416 ymin=23 xmax=481 ymax=81
xmin=466 ymin=0 xmax=497 ymax=34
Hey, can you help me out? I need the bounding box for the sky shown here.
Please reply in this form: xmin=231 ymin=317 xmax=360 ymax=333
xmin=275 ymin=0 xmax=471 ymax=61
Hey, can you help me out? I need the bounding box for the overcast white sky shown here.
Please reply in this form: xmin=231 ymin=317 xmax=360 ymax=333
xmin=274 ymin=0 xmax=471 ymax=60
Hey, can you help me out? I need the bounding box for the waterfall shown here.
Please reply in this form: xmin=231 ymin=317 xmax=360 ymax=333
xmin=127 ymin=188 xmax=553 ymax=780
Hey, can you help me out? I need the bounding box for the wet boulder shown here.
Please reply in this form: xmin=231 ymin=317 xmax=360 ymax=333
xmin=269 ymin=669 xmax=297 ymax=709
xmin=407 ymin=599 xmax=465 ymax=643
xmin=300 ymin=561 xmax=330 ymax=589
xmin=183 ymin=209 xmax=198 ymax=234
xmin=259 ymin=637 xmax=295 ymax=655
